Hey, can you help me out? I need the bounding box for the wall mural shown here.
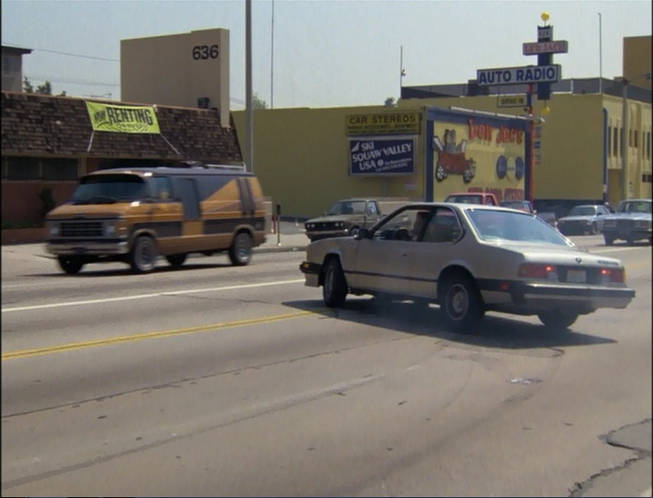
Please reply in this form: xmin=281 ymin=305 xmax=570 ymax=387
xmin=433 ymin=119 xmax=526 ymax=201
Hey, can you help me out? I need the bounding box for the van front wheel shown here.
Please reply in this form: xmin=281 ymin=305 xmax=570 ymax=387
xmin=166 ymin=254 xmax=187 ymax=267
xmin=57 ymin=255 xmax=84 ymax=274
xmin=229 ymin=232 xmax=253 ymax=265
xmin=130 ymin=236 xmax=158 ymax=273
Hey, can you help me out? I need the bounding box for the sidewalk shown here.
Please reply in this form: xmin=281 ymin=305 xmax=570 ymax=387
xmin=2 ymin=221 xmax=309 ymax=260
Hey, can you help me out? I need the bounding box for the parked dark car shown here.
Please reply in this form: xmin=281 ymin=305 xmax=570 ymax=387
xmin=601 ymin=198 xmax=652 ymax=245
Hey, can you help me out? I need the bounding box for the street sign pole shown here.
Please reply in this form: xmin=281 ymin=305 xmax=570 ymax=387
xmin=527 ymin=84 xmax=535 ymax=203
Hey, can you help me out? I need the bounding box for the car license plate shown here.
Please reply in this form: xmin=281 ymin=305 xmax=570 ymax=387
xmin=567 ymin=269 xmax=586 ymax=283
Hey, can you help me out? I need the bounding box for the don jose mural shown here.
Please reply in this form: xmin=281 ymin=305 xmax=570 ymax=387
xmin=433 ymin=119 xmax=526 ymax=201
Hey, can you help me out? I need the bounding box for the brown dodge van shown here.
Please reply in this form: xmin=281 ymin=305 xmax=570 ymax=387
xmin=45 ymin=163 xmax=267 ymax=274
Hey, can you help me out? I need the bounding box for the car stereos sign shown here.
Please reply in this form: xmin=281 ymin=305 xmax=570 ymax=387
xmin=349 ymin=137 xmax=415 ymax=176
xmin=476 ymin=65 xmax=561 ymax=86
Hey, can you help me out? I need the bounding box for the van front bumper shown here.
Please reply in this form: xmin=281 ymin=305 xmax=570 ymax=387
xmin=46 ymin=239 xmax=130 ymax=255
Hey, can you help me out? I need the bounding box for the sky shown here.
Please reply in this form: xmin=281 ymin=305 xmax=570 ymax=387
xmin=2 ymin=0 xmax=651 ymax=110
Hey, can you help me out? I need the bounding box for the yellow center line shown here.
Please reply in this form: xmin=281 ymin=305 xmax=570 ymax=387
xmin=2 ymin=310 xmax=316 ymax=361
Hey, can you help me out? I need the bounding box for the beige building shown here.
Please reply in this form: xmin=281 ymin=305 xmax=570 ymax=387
xmin=1 ymin=45 xmax=32 ymax=92
xmin=624 ymin=36 xmax=652 ymax=90
xmin=121 ymin=28 xmax=230 ymax=127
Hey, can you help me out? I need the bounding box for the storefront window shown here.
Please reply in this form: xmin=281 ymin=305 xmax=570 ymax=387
xmin=6 ymin=157 xmax=40 ymax=180
xmin=42 ymin=158 xmax=79 ymax=180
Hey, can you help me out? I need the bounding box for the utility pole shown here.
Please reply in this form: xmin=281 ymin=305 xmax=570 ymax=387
xmin=246 ymin=0 xmax=254 ymax=172
xmin=270 ymin=0 xmax=274 ymax=109
xmin=598 ymin=13 xmax=603 ymax=94
xmin=399 ymin=45 xmax=406 ymax=101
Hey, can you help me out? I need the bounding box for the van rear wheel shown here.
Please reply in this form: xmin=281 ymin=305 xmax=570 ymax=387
xmin=166 ymin=254 xmax=187 ymax=267
xmin=229 ymin=232 xmax=253 ymax=265
xmin=130 ymin=236 xmax=158 ymax=273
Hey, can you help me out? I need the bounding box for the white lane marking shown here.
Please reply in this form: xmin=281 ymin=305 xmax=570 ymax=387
xmin=1 ymin=279 xmax=305 ymax=313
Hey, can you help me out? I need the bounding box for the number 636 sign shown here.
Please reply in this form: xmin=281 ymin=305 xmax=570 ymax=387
xmin=192 ymin=44 xmax=219 ymax=60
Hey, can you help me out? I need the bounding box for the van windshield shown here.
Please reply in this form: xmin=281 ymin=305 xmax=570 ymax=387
xmin=71 ymin=174 xmax=147 ymax=204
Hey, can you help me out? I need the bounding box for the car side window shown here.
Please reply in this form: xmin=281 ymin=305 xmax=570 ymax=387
xmin=366 ymin=202 xmax=378 ymax=215
xmin=373 ymin=208 xmax=425 ymax=241
xmin=422 ymin=207 xmax=461 ymax=243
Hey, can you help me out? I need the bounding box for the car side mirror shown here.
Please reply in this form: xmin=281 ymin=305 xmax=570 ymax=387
xmin=355 ymin=228 xmax=371 ymax=240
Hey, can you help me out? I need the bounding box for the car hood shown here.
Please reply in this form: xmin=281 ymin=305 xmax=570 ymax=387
xmin=604 ymin=213 xmax=651 ymax=221
xmin=46 ymin=202 xmax=129 ymax=219
xmin=558 ymin=215 xmax=597 ymax=222
xmin=306 ymin=215 xmax=359 ymax=224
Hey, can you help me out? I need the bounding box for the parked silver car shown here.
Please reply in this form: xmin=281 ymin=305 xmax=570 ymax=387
xmin=300 ymin=203 xmax=635 ymax=331
xmin=601 ymin=198 xmax=652 ymax=245
xmin=556 ymin=204 xmax=611 ymax=235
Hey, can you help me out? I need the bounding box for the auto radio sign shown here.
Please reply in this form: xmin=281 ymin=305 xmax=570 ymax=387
xmin=350 ymin=137 xmax=415 ymax=176
xmin=476 ymin=65 xmax=561 ymax=86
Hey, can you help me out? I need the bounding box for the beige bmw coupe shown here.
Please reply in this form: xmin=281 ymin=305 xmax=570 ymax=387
xmin=300 ymin=203 xmax=635 ymax=332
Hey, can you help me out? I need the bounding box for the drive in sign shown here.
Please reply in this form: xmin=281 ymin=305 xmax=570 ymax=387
xmin=477 ymin=65 xmax=561 ymax=86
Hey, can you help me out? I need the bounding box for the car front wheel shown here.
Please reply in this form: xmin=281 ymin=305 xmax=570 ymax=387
xmin=323 ymin=258 xmax=347 ymax=308
xmin=538 ymin=311 xmax=578 ymax=330
xmin=439 ymin=274 xmax=483 ymax=332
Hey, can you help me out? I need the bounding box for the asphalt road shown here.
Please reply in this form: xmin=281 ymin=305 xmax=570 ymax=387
xmin=1 ymin=236 xmax=651 ymax=496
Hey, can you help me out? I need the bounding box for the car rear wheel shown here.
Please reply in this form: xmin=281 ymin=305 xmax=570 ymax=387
xmin=604 ymin=235 xmax=614 ymax=246
xmin=439 ymin=274 xmax=484 ymax=332
xmin=130 ymin=235 xmax=158 ymax=273
xmin=537 ymin=311 xmax=578 ymax=330
xmin=57 ymin=255 xmax=85 ymax=274
xmin=323 ymin=258 xmax=347 ymax=308
xmin=229 ymin=232 xmax=253 ymax=266
xmin=166 ymin=254 xmax=187 ymax=267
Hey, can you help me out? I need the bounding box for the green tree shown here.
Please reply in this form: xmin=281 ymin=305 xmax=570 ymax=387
xmin=23 ymin=76 xmax=34 ymax=93
xmin=252 ymin=93 xmax=267 ymax=109
xmin=23 ymin=77 xmax=64 ymax=95
xmin=36 ymin=81 xmax=52 ymax=95
xmin=385 ymin=97 xmax=396 ymax=107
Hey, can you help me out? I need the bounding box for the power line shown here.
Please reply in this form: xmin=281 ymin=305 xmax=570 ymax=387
xmin=24 ymin=74 xmax=119 ymax=87
xmin=31 ymin=48 xmax=119 ymax=62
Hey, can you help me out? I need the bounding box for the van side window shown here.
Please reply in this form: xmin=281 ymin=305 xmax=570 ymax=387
xmin=150 ymin=176 xmax=172 ymax=201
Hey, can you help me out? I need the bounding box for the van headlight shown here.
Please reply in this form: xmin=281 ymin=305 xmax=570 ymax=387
xmin=47 ymin=221 xmax=60 ymax=237
xmin=104 ymin=219 xmax=126 ymax=237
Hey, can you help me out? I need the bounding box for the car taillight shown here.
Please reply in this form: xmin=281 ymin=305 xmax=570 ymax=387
xmin=518 ymin=263 xmax=557 ymax=279
xmin=600 ymin=267 xmax=625 ymax=283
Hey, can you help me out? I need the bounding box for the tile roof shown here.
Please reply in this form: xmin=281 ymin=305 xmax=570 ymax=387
xmin=1 ymin=91 xmax=243 ymax=162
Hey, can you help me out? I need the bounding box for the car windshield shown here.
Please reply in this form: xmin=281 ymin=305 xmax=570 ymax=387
xmin=466 ymin=209 xmax=571 ymax=246
xmin=326 ymin=200 xmax=366 ymax=215
xmin=568 ymin=206 xmax=597 ymax=216
xmin=618 ymin=200 xmax=652 ymax=214
xmin=71 ymin=174 xmax=147 ymax=204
